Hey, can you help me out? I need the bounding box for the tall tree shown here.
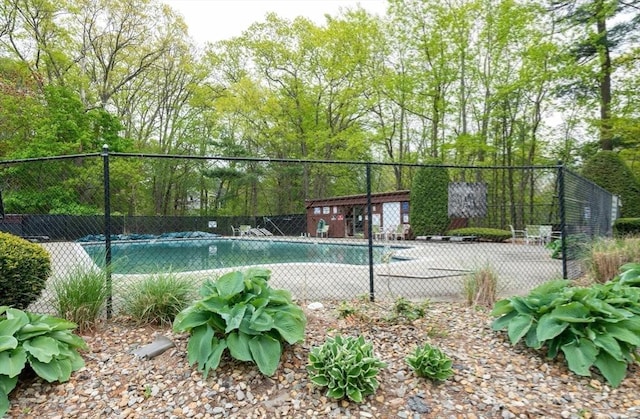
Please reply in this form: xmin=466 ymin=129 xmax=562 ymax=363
xmin=550 ymin=0 xmax=640 ymax=150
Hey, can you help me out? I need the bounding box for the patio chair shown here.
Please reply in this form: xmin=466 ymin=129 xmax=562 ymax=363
xmin=539 ymin=225 xmax=553 ymax=244
xmin=372 ymin=224 xmax=384 ymax=240
xmin=231 ymin=226 xmax=241 ymax=236
xmin=389 ymin=224 xmax=409 ymax=240
xmin=239 ymin=225 xmax=252 ymax=236
xmin=525 ymin=225 xmax=542 ymax=245
xmin=509 ymin=224 xmax=525 ymax=244
xmin=316 ymin=219 xmax=329 ymax=238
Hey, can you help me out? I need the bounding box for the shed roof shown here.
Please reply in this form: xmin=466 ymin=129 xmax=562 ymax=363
xmin=305 ymin=190 xmax=410 ymax=208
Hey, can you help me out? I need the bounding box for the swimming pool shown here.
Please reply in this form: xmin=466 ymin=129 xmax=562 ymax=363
xmin=80 ymin=238 xmax=403 ymax=275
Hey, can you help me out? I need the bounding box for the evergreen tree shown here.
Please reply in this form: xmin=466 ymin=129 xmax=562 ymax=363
xmin=582 ymin=151 xmax=640 ymax=217
xmin=410 ymin=161 xmax=450 ymax=235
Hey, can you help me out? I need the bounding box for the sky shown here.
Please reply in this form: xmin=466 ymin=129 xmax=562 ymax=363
xmin=162 ymin=0 xmax=387 ymax=45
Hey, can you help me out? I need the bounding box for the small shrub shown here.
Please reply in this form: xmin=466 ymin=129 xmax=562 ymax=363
xmin=388 ymin=297 xmax=429 ymax=322
xmin=54 ymin=267 xmax=108 ymax=333
xmin=0 ymin=232 xmax=51 ymax=309
xmin=406 ymin=342 xmax=454 ymax=381
xmin=613 ymin=218 xmax=640 ymax=237
xmin=0 ymin=306 xmax=88 ymax=416
xmin=308 ymin=334 xmax=386 ymax=402
xmin=174 ymin=268 xmax=306 ymax=377
xmin=546 ymin=233 xmax=589 ymax=260
xmin=448 ymin=227 xmax=511 ymax=242
xmin=463 ymin=265 xmax=498 ymax=308
xmin=122 ymin=272 xmax=194 ymax=326
xmin=337 ymin=300 xmax=361 ymax=319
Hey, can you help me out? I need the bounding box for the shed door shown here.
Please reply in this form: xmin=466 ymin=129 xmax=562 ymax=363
xmin=382 ymin=202 xmax=400 ymax=230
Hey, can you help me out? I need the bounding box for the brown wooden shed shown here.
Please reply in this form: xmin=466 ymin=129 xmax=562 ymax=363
xmin=304 ymin=191 xmax=410 ymax=239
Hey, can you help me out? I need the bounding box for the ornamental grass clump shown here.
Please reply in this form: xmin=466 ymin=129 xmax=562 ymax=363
xmin=406 ymin=342 xmax=454 ymax=381
xmin=54 ymin=267 xmax=108 ymax=333
xmin=463 ymin=265 xmax=498 ymax=308
xmin=122 ymin=272 xmax=194 ymax=326
xmin=492 ymin=263 xmax=640 ymax=388
xmin=173 ymin=268 xmax=306 ymax=377
xmin=308 ymin=334 xmax=387 ymax=403
xmin=588 ymin=238 xmax=640 ymax=283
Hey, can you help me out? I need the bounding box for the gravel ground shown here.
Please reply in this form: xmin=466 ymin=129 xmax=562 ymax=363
xmin=6 ymin=301 xmax=640 ymax=418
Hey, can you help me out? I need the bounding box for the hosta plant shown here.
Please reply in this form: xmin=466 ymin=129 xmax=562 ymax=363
xmin=308 ymin=334 xmax=387 ymax=403
xmin=492 ymin=267 xmax=640 ymax=388
xmin=0 ymin=306 xmax=88 ymax=416
xmin=173 ymin=268 xmax=306 ymax=377
xmin=406 ymin=342 xmax=454 ymax=381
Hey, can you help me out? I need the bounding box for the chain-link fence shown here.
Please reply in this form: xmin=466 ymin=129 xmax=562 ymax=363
xmin=0 ymin=151 xmax=618 ymax=316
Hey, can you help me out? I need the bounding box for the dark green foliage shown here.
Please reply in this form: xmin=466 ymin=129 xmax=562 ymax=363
xmin=0 ymin=232 xmax=51 ymax=309
xmin=582 ymin=151 xmax=640 ymax=217
xmin=613 ymin=218 xmax=640 ymax=237
xmin=448 ymin=227 xmax=511 ymax=242
xmin=410 ymin=162 xmax=450 ymax=235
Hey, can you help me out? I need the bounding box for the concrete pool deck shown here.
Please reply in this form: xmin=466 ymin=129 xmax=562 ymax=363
xmin=33 ymin=237 xmax=570 ymax=313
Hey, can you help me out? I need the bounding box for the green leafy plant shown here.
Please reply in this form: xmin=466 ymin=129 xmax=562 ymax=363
xmin=388 ymin=297 xmax=428 ymax=322
xmin=613 ymin=218 xmax=640 ymax=237
xmin=463 ymin=265 xmax=498 ymax=308
xmin=337 ymin=300 xmax=361 ymax=319
xmin=308 ymin=334 xmax=386 ymax=403
xmin=122 ymin=272 xmax=194 ymax=325
xmin=618 ymin=262 xmax=640 ymax=287
xmin=0 ymin=232 xmax=51 ymax=309
xmin=406 ymin=342 xmax=454 ymax=381
xmin=54 ymin=267 xmax=108 ymax=333
xmin=173 ymin=268 xmax=306 ymax=377
xmin=0 ymin=306 xmax=87 ymax=416
xmin=491 ymin=269 xmax=640 ymax=388
xmin=545 ymin=234 xmax=589 ymax=260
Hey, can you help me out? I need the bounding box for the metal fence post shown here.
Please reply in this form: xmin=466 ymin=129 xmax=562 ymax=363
xmin=366 ymin=163 xmax=375 ymax=302
xmin=557 ymin=161 xmax=568 ymax=280
xmin=102 ymin=144 xmax=113 ymax=318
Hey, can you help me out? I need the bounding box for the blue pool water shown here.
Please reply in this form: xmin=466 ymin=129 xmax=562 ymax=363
xmin=81 ymin=238 xmax=401 ymax=274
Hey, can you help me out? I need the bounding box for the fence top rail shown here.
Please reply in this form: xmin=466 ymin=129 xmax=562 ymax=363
xmin=109 ymin=151 xmax=563 ymax=170
xmin=0 ymin=153 xmax=101 ymax=165
xmin=0 ymin=149 xmax=564 ymax=171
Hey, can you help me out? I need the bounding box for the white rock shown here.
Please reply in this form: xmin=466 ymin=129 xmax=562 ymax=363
xmin=307 ymin=302 xmax=324 ymax=310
